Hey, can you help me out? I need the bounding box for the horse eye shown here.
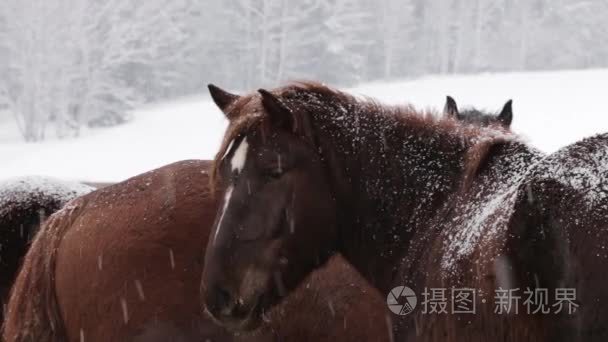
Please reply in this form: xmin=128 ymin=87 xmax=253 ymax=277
xmin=265 ymin=168 xmax=284 ymax=180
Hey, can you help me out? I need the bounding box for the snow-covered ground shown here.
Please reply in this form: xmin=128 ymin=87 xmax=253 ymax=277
xmin=1 ymin=68 xmax=607 ymax=183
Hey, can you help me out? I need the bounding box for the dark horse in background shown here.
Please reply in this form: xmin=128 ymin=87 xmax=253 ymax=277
xmin=202 ymin=82 xmax=608 ymax=342
xmin=0 ymin=177 xmax=92 ymax=318
xmin=444 ymin=95 xmax=513 ymax=128
xmin=2 ymin=161 xmax=389 ymax=341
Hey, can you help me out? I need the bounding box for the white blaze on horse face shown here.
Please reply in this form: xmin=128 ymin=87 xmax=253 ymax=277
xmin=213 ymin=138 xmax=248 ymax=244
xmin=213 ymin=186 xmax=233 ymax=244
xmin=230 ymin=138 xmax=249 ymax=174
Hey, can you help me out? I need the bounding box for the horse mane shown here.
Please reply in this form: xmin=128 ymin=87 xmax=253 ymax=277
xmin=210 ymin=81 xmax=516 ymax=193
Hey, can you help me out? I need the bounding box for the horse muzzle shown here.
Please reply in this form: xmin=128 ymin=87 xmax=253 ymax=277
xmin=204 ymin=285 xmax=264 ymax=332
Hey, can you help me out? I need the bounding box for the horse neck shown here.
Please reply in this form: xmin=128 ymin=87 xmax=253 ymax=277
xmin=313 ymin=103 xmax=478 ymax=292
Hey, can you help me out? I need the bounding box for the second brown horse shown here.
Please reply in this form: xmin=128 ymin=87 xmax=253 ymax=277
xmin=2 ymin=160 xmax=389 ymax=342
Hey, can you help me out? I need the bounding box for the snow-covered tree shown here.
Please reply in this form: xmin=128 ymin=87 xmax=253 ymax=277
xmin=2 ymin=0 xmax=608 ymax=141
xmin=320 ymin=0 xmax=372 ymax=84
xmin=0 ymin=0 xmax=193 ymax=141
xmin=372 ymin=0 xmax=417 ymax=79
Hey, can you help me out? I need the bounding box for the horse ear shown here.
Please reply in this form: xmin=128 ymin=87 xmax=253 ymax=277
xmin=258 ymin=89 xmax=299 ymax=132
xmin=208 ymin=84 xmax=239 ymax=115
xmin=498 ymin=100 xmax=513 ymax=127
xmin=444 ymin=96 xmax=459 ymax=118
xmin=258 ymin=89 xmax=317 ymax=143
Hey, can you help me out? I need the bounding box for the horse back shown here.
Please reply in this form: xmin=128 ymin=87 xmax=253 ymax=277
xmin=505 ymin=133 xmax=608 ymax=341
xmin=52 ymin=160 xmax=229 ymax=341
xmin=403 ymin=142 xmax=562 ymax=341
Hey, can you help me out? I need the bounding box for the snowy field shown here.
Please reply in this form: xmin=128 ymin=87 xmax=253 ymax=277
xmin=1 ymin=68 xmax=607 ymax=183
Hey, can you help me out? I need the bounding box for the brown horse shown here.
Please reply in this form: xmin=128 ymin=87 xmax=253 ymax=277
xmin=0 ymin=177 xmax=92 ymax=318
xmin=2 ymin=160 xmax=389 ymax=341
xmin=0 ymin=95 xmax=507 ymax=339
xmin=201 ymin=82 xmax=608 ymax=341
xmin=444 ymin=95 xmax=513 ymax=128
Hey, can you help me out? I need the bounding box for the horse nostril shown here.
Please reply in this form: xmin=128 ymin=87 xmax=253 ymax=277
xmin=213 ymin=286 xmax=233 ymax=312
xmin=205 ymin=285 xmax=231 ymax=314
xmin=206 ymin=285 xmax=253 ymax=320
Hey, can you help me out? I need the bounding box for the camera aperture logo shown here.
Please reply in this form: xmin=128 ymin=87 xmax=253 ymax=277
xmin=387 ymin=286 xmax=417 ymax=315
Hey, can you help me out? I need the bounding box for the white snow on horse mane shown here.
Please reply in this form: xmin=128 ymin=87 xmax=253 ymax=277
xmin=0 ymin=176 xmax=94 ymax=207
xmin=442 ymin=134 xmax=608 ymax=273
xmin=441 ymin=151 xmax=539 ymax=273
xmin=446 ymin=188 xmax=516 ymax=262
xmin=541 ymin=137 xmax=608 ymax=206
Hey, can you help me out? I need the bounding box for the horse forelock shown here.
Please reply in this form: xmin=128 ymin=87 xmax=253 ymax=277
xmin=210 ymin=97 xmax=264 ymax=191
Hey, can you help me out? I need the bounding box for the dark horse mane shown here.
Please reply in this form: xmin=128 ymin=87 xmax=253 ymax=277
xmin=211 ymin=81 xmax=518 ymax=192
